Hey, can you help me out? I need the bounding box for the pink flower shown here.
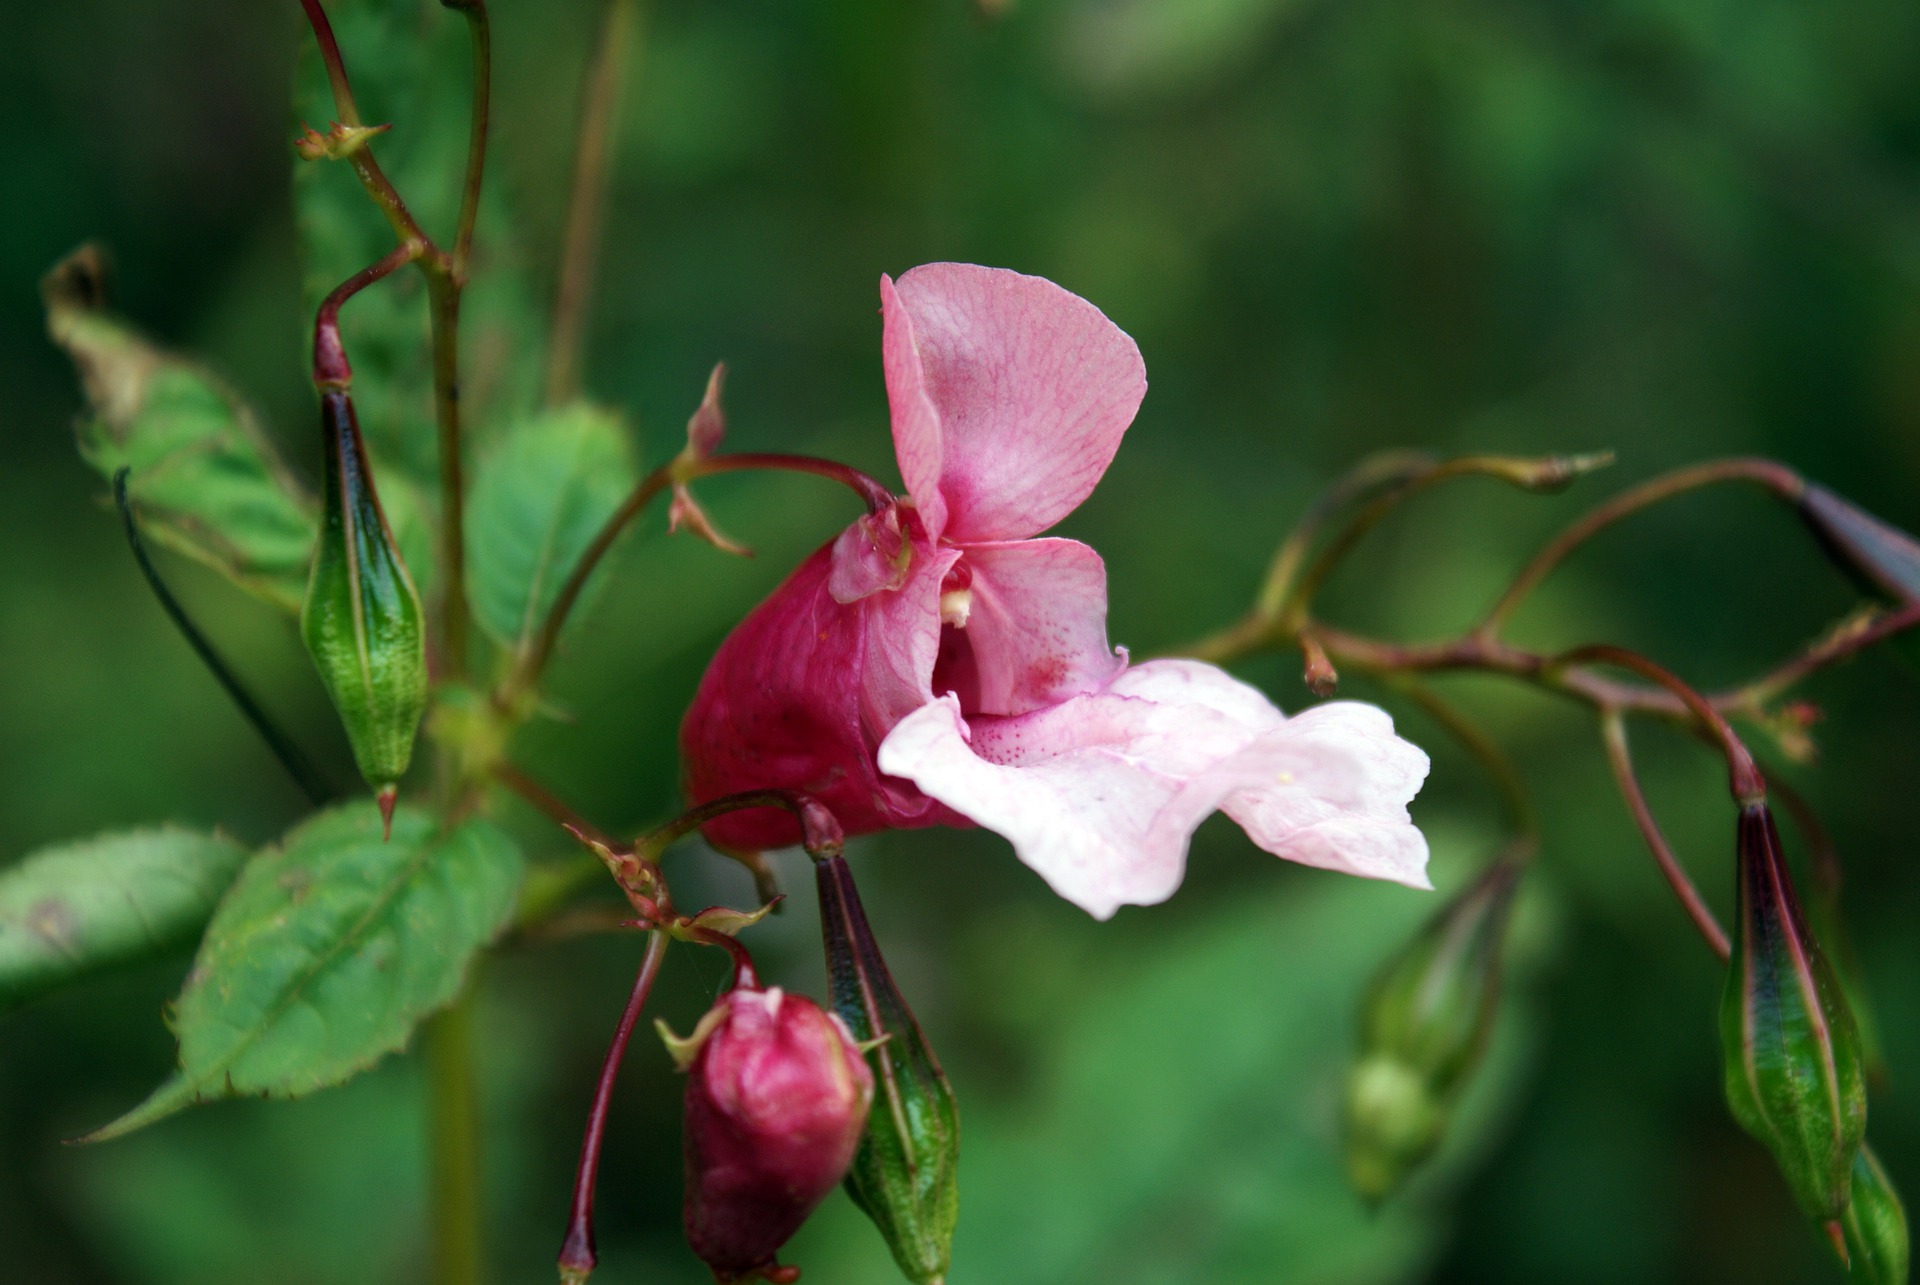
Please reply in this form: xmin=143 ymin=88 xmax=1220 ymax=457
xmin=677 ymin=986 xmax=874 ymax=1282
xmin=681 ymin=263 xmax=1430 ymax=917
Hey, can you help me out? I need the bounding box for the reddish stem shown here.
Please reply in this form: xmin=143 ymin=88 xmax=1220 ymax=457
xmin=558 ymin=930 xmax=669 ymax=1284
xmin=1558 ymin=645 xmax=1765 ymax=806
xmin=695 ymin=453 xmax=897 ymax=517
xmin=312 ymin=243 xmax=422 ymax=389
xmin=1598 ymin=711 xmax=1733 ymax=961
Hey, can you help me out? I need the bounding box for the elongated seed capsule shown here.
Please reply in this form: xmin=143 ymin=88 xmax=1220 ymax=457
xmin=1839 ymin=1144 xmax=1910 ymax=1285
xmin=817 ymin=854 xmax=961 ymax=1284
xmin=1719 ymin=803 xmax=1867 ymax=1224
xmin=301 ymin=391 xmax=427 ymax=829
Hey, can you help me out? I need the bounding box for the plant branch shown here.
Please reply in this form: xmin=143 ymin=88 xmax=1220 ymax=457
xmin=113 ymin=470 xmax=334 ymax=807
xmin=425 ymin=991 xmax=486 ymax=1285
xmin=441 ymin=0 xmax=492 ymax=278
xmin=636 ymin=789 xmax=844 ymax=862
xmin=547 ymin=0 xmax=640 ymax=406
xmin=510 ymin=452 xmax=897 ymax=693
xmin=1598 ymin=710 xmax=1733 ymax=961
xmin=428 ymin=274 xmax=470 ymax=679
xmin=558 ymin=929 xmax=667 ymax=1285
xmin=493 ymin=763 xmax=610 ymax=847
xmin=1280 ymin=452 xmax=1613 ymax=628
xmin=297 ymin=0 xmax=440 ymax=254
xmin=313 ymin=242 xmax=424 ymax=389
xmin=1252 ymin=449 xmax=1436 ymax=619
xmin=1479 ymin=457 xmax=1806 ymax=637
xmin=1555 ymin=645 xmax=1765 ymax=805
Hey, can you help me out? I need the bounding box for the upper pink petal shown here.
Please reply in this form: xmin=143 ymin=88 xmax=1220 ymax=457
xmin=949 ymin=537 xmax=1125 ymax=716
xmin=882 ymin=263 xmax=1146 ymax=543
xmin=680 ymin=535 xmax=961 ymax=849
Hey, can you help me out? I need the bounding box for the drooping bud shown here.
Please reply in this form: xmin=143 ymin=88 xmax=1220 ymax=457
xmin=816 ymin=855 xmax=960 ymax=1283
xmin=667 ymin=985 xmax=874 ymax=1283
xmin=1719 ymin=803 xmax=1867 ymax=1223
xmin=1343 ymin=859 xmax=1519 ymax=1203
xmin=1799 ymin=484 xmax=1920 ymax=604
xmin=301 ymin=391 xmax=428 ymax=823
xmin=1839 ymin=1144 xmax=1910 ymax=1285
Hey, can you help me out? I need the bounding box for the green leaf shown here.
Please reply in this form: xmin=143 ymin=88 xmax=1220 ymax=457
xmin=293 ymin=0 xmax=546 ymax=485
xmin=0 ymin=827 xmax=249 ymax=1015
xmin=42 ymin=249 xmax=317 ymax=613
xmin=86 ymin=804 xmax=523 ymax=1142
xmin=465 ymin=403 xmax=639 ymax=654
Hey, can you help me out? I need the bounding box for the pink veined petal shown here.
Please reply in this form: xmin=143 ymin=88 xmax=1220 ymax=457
xmin=883 ymin=263 xmax=1147 ymax=543
xmin=876 ymin=695 xmax=1214 ymax=919
xmin=1215 ymin=703 xmax=1432 ymax=889
xmin=880 ymin=275 xmax=949 ymax=541
xmin=951 ymin=537 xmax=1125 ymax=716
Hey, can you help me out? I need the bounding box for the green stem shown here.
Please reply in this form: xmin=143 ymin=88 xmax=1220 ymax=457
xmin=428 ymin=274 xmax=470 ymax=680
xmin=425 ymin=990 xmax=486 ymax=1285
xmin=443 ymin=0 xmax=492 ymax=278
xmin=547 ymin=0 xmax=641 ymax=406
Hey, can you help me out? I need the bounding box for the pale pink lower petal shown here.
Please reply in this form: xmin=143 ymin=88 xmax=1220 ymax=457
xmin=1215 ymin=703 xmax=1432 ymax=889
xmin=884 ymin=264 xmax=1146 ymax=543
xmin=878 ymin=663 xmax=1431 ymax=915
xmin=876 ymin=695 xmax=1205 ymax=919
xmin=1105 ymin=657 xmax=1289 ymax=733
xmin=951 ymin=538 xmax=1124 ymax=716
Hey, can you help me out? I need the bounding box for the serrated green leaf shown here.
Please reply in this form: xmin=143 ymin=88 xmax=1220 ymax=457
xmin=466 ymin=403 xmax=638 ymax=654
xmin=42 ymin=250 xmax=317 ymax=613
xmin=85 ymin=804 xmax=523 ymax=1142
xmin=293 ymin=0 xmax=545 ymax=485
xmin=0 ymin=827 xmax=249 ymax=1015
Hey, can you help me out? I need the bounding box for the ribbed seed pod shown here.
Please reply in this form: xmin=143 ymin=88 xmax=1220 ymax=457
xmin=1839 ymin=1144 xmax=1910 ymax=1285
xmin=301 ymin=391 xmax=427 ymax=824
xmin=816 ymin=854 xmax=960 ymax=1284
xmin=1719 ymin=803 xmax=1867 ymax=1223
xmin=1343 ymin=859 xmax=1519 ymax=1203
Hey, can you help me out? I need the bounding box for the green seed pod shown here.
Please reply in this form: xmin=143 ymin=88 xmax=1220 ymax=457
xmin=301 ymin=391 xmax=427 ymax=823
xmin=1720 ymin=804 xmax=1867 ymax=1223
xmin=1839 ymin=1144 xmax=1910 ymax=1285
xmin=1342 ymin=859 xmax=1518 ymax=1204
xmin=816 ymin=854 xmax=959 ymax=1284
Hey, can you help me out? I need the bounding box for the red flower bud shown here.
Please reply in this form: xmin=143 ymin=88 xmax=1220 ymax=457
xmin=671 ymin=986 xmax=875 ymax=1282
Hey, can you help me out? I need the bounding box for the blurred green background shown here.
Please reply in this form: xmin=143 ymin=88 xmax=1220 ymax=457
xmin=4 ymin=0 xmax=1919 ymax=1281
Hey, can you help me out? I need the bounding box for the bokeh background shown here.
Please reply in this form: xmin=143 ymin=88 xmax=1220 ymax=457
xmin=4 ymin=0 xmax=1919 ymax=1281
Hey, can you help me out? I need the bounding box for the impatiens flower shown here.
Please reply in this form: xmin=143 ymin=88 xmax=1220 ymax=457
xmin=680 ymin=262 xmax=1430 ymax=917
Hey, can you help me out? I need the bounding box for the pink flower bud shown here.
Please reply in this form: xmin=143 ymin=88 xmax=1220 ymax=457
xmin=676 ymin=986 xmax=874 ymax=1282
